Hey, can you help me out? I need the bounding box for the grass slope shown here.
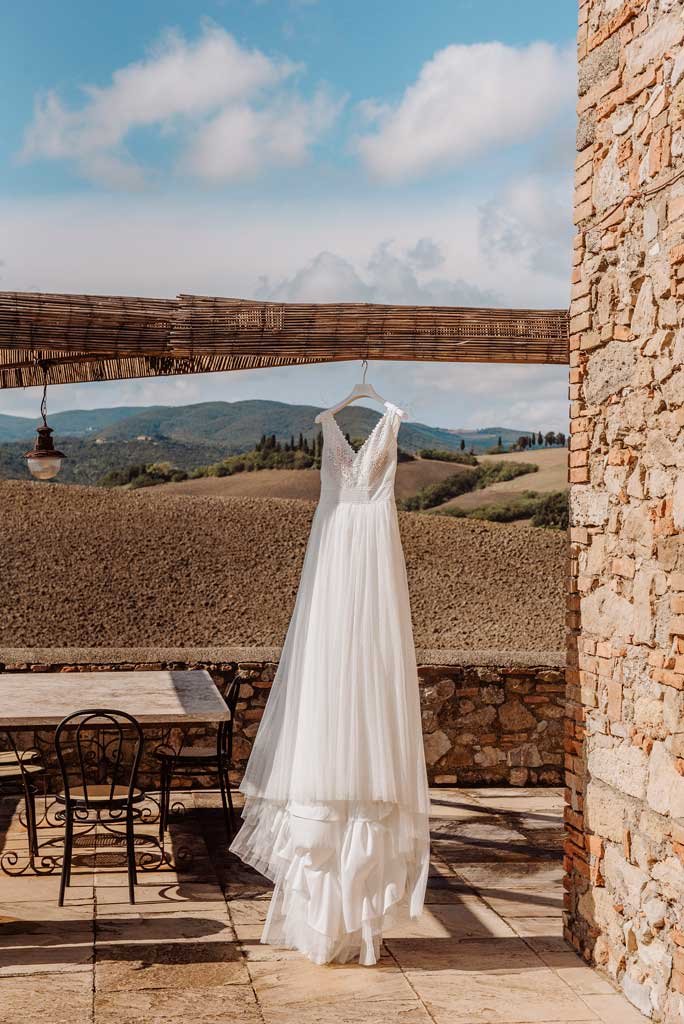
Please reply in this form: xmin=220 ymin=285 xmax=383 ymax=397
xmin=438 ymin=448 xmax=567 ymax=512
xmin=153 ymin=457 xmax=461 ymax=502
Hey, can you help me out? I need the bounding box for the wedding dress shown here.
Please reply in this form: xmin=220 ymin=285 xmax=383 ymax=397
xmin=230 ymin=400 xmax=430 ymax=966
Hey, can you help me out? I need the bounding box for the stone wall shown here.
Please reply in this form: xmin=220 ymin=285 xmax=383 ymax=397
xmin=0 ymin=649 xmax=565 ymax=788
xmin=568 ymin=2 xmax=684 ymax=1020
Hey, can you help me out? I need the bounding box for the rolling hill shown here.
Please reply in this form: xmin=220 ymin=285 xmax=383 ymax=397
xmin=0 ymin=406 xmax=145 ymax=442
xmin=90 ymin=400 xmax=509 ymax=454
xmin=0 ymin=399 xmax=543 ymax=453
xmin=153 ymin=457 xmax=465 ymax=502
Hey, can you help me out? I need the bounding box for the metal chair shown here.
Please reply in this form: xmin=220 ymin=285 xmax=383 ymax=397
xmin=156 ymin=678 xmax=240 ymax=842
xmin=54 ymin=709 xmax=144 ymax=906
xmin=0 ymin=731 xmax=45 ymax=861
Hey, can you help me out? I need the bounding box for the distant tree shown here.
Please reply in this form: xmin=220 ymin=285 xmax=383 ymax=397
xmin=544 ymin=430 xmax=556 ymax=447
xmin=517 ymin=435 xmax=529 ymax=450
xmin=537 ymin=431 xmax=543 ymax=446
xmin=302 ymin=436 xmax=309 ymax=454
xmin=556 ymin=431 xmax=566 ymax=447
xmin=316 ymin=431 xmax=323 ymax=458
xmin=297 ymin=432 xmax=304 ymax=451
xmin=460 ymin=439 xmax=466 ymax=451
xmin=498 ymin=436 xmax=502 ymax=449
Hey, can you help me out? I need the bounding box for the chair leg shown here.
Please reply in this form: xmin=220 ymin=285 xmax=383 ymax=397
xmin=158 ymin=762 xmax=168 ymax=842
xmin=22 ymin=778 xmax=39 ymax=859
xmin=218 ymin=765 xmax=233 ymax=841
xmin=159 ymin=761 xmax=173 ymax=841
xmin=226 ymin=775 xmax=236 ymax=835
xmin=65 ymin=813 xmax=73 ymax=887
xmin=125 ymin=807 xmax=136 ymax=904
xmin=58 ymin=809 xmax=73 ymax=907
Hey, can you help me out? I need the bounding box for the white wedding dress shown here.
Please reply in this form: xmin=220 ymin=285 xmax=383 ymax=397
xmin=230 ymin=401 xmax=430 ymax=966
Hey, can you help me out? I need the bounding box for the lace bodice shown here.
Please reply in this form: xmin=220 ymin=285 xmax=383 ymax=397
xmin=319 ymin=402 xmax=406 ymax=504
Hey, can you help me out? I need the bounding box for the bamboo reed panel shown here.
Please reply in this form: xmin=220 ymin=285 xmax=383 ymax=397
xmin=0 ymin=290 xmax=569 ymax=389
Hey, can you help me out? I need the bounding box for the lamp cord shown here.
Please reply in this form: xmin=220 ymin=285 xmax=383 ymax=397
xmin=40 ymin=380 xmax=48 ymax=428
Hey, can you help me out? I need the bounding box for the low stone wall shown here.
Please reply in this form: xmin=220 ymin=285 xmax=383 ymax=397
xmin=0 ymin=648 xmax=565 ymax=788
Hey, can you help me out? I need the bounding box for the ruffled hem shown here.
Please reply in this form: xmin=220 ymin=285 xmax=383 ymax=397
xmin=230 ymin=796 xmax=429 ymax=966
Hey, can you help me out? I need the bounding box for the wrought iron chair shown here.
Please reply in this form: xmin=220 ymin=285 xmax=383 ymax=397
xmin=0 ymin=731 xmax=45 ymax=861
xmin=54 ymin=709 xmax=144 ymax=906
xmin=155 ymin=678 xmax=240 ymax=842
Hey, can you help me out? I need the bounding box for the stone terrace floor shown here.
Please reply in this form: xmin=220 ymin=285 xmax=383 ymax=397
xmin=0 ymin=787 xmax=646 ymax=1024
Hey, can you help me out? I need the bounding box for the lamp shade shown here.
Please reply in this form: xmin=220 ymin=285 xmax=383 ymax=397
xmin=25 ymin=426 xmax=66 ymax=480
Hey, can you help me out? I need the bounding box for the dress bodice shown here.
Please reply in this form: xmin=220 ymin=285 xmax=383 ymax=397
xmin=319 ymin=402 xmax=406 ymax=504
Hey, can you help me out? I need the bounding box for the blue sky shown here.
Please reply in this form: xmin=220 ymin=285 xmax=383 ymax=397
xmin=0 ymin=1 xmax=577 ymax=429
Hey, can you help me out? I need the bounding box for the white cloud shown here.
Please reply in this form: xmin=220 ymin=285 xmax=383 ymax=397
xmin=479 ymin=174 xmax=573 ymax=289
xmin=182 ymin=88 xmax=340 ymax=182
xmin=20 ymin=23 xmax=337 ymax=186
xmin=356 ymin=41 xmax=575 ymax=182
xmin=256 ymin=243 xmax=497 ymax=306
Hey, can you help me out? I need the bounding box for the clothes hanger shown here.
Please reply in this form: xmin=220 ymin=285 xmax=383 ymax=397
xmin=314 ymin=361 xmax=388 ymax=423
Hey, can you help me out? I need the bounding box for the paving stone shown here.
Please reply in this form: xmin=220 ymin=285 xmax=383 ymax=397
xmin=579 ymin=993 xmax=652 ymax=1023
xmin=95 ymin=880 xmax=226 ymax=916
xmin=385 ymin=901 xmax=516 ymax=941
xmin=538 ymin=951 xmax=617 ymax=996
xmin=387 ymin=935 xmax=539 ymax=972
xmin=250 ymin=960 xmax=433 ymax=1024
xmin=0 ymin=972 xmax=93 ymax=1024
xmin=508 ymin=915 xmax=566 ymax=950
xmin=95 ymin=908 xmax=235 ymax=945
xmin=0 ymin=786 xmax=643 ymax=1023
xmin=0 ymin=936 xmax=94 ymax=976
xmin=406 ymin=966 xmax=598 ymax=1023
xmin=0 ymin=871 xmax=94 ymax=904
xmin=0 ymin=914 xmax=93 ymax=948
xmin=94 ymin=983 xmax=262 ymax=1023
xmin=95 ymin=939 xmax=249 ymax=990
xmin=428 ymin=797 xmax=486 ymax=820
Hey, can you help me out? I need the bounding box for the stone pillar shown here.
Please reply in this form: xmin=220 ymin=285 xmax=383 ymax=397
xmin=567 ymin=2 xmax=684 ymax=1020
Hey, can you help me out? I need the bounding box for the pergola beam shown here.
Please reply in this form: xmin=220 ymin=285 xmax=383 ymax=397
xmin=0 ymin=291 xmax=569 ymax=389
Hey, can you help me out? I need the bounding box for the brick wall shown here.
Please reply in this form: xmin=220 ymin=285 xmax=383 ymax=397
xmin=568 ymin=2 xmax=684 ymax=1020
xmin=0 ymin=651 xmax=565 ymax=788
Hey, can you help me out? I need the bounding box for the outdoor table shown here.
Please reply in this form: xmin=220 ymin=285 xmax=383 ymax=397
xmin=0 ymin=670 xmax=230 ymax=876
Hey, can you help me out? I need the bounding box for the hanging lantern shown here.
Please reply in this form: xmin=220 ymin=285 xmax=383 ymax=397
xmin=24 ymin=364 xmax=66 ymax=480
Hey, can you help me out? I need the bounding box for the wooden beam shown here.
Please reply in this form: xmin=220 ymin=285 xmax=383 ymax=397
xmin=0 ymin=290 xmax=569 ymax=389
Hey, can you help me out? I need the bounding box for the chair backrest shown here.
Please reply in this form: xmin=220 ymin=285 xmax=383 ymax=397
xmin=54 ymin=709 xmax=143 ymax=810
xmin=1 ymin=729 xmax=37 ymax=783
xmin=217 ymin=678 xmax=241 ymax=761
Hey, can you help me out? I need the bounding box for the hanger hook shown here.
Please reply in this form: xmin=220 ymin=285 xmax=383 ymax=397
xmin=361 ymin=358 xmax=368 ymax=383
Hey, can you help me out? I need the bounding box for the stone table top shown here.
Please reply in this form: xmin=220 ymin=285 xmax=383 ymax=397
xmin=0 ymin=670 xmax=229 ymax=727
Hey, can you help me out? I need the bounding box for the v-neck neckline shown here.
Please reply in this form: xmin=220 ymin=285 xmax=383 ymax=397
xmin=326 ymin=403 xmax=391 ymax=462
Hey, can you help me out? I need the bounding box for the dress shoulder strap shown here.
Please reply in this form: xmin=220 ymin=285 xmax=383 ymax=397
xmin=384 ymin=401 xmax=408 ymax=422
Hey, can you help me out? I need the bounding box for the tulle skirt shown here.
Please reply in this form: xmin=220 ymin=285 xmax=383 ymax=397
xmin=230 ymin=495 xmax=430 ymax=965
